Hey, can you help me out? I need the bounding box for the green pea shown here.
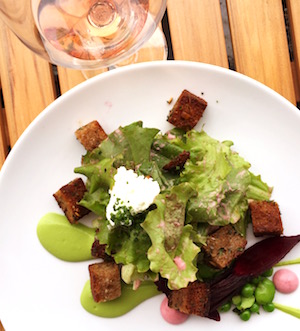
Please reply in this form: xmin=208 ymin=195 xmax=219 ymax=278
xmin=251 ymin=277 xmax=261 ymax=285
xmin=219 ymin=302 xmax=231 ymax=312
xmin=262 ymin=268 xmax=274 ymax=277
xmin=250 ymin=302 xmax=260 ymax=313
xmin=255 ymin=278 xmax=275 ymax=305
xmin=232 ymin=295 xmax=242 ymax=306
xmin=263 ymin=303 xmax=275 ymax=312
xmin=238 ymin=296 xmax=255 ymax=310
xmin=240 ymin=310 xmax=251 ymax=321
xmin=241 ymin=283 xmax=254 ymax=298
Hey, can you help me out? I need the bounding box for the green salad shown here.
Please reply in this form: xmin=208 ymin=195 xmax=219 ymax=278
xmin=74 ymin=121 xmax=272 ymax=291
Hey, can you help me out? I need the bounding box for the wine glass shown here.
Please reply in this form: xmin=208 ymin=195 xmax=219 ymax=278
xmin=0 ymin=0 xmax=167 ymax=74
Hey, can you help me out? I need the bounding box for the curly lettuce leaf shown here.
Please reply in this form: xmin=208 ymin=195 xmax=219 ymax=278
xmin=138 ymin=160 xmax=177 ymax=191
xmin=75 ymin=158 xmax=115 ymax=193
xmin=247 ymin=172 xmax=273 ymax=200
xmin=138 ymin=130 xmax=188 ymax=191
xmin=177 ymin=130 xmax=272 ymax=226
xmin=142 ymin=183 xmax=200 ymax=290
xmin=79 ymin=188 xmax=109 ymax=218
xmin=96 ymin=218 xmax=151 ymax=274
xmin=81 ymin=121 xmax=160 ymax=167
xmin=99 ymin=121 xmax=159 ymax=168
xmin=74 ymin=158 xmax=115 ymax=216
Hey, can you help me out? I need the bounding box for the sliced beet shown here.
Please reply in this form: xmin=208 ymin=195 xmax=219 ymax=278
xmin=233 ymin=235 xmax=300 ymax=277
xmin=209 ymin=235 xmax=300 ymax=313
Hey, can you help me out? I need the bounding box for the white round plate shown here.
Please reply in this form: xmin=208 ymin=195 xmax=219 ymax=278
xmin=0 ymin=61 xmax=299 ymax=331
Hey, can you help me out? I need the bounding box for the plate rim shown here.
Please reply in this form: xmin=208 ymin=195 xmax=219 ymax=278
xmin=1 ymin=60 xmax=299 ymax=178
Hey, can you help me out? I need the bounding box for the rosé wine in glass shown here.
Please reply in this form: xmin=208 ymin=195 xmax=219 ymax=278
xmin=0 ymin=0 xmax=167 ymax=70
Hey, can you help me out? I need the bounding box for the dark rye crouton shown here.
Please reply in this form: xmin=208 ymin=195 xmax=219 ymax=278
xmin=167 ymin=89 xmax=207 ymax=131
xmin=249 ymin=200 xmax=283 ymax=237
xmin=163 ymin=151 xmax=190 ymax=171
xmin=53 ymin=178 xmax=90 ymax=224
xmin=75 ymin=120 xmax=107 ymax=151
xmin=203 ymin=225 xmax=247 ymax=269
xmin=89 ymin=261 xmax=121 ymax=302
xmin=91 ymin=238 xmax=113 ymax=262
xmin=168 ymin=281 xmax=210 ymax=316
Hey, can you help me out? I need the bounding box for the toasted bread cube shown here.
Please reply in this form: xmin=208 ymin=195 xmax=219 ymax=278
xmin=75 ymin=120 xmax=107 ymax=151
xmin=163 ymin=151 xmax=190 ymax=171
xmin=167 ymin=90 xmax=207 ymax=131
xmin=168 ymin=281 xmax=210 ymax=317
xmin=89 ymin=262 xmax=121 ymax=302
xmin=203 ymin=225 xmax=247 ymax=269
xmin=249 ymin=200 xmax=283 ymax=237
xmin=91 ymin=238 xmax=113 ymax=261
xmin=53 ymin=178 xmax=90 ymax=224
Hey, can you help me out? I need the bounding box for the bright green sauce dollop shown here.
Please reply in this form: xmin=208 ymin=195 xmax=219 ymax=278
xmin=37 ymin=212 xmax=160 ymax=317
xmin=37 ymin=213 xmax=95 ymax=261
xmin=81 ymin=280 xmax=160 ymax=317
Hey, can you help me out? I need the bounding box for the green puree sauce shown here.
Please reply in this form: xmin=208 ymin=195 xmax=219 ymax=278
xmin=37 ymin=212 xmax=160 ymax=317
xmin=81 ymin=280 xmax=160 ymax=317
xmin=37 ymin=213 xmax=95 ymax=261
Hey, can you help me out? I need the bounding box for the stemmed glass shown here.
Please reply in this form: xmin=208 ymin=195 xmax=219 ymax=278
xmin=0 ymin=0 xmax=167 ymax=74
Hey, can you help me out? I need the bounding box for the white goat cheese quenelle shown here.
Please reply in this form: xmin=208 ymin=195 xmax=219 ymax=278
xmin=106 ymin=166 xmax=160 ymax=228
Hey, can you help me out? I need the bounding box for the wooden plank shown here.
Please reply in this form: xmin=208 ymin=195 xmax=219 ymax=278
xmin=0 ymin=20 xmax=57 ymax=146
xmin=57 ymin=68 xmax=87 ymax=95
xmin=0 ymin=75 xmax=9 ymax=169
xmin=167 ymin=0 xmax=228 ymax=67
xmin=287 ymin=0 xmax=300 ymax=103
xmin=227 ymin=0 xmax=296 ymax=104
xmin=0 ymin=102 xmax=9 ymax=169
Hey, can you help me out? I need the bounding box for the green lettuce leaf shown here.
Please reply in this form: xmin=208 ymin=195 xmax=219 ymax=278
xmin=99 ymin=121 xmax=159 ymax=168
xmin=247 ymin=172 xmax=273 ymax=200
xmin=74 ymin=158 xmax=115 ymax=216
xmin=142 ymin=183 xmax=200 ymax=290
xmin=75 ymin=158 xmax=115 ymax=193
xmin=138 ymin=160 xmax=177 ymax=191
xmin=176 ymin=130 xmax=272 ymax=227
xmin=96 ymin=217 xmax=151 ymax=274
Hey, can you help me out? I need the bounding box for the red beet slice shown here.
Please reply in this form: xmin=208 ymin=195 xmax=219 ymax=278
xmin=233 ymin=235 xmax=300 ymax=276
xmin=209 ymin=235 xmax=300 ymax=313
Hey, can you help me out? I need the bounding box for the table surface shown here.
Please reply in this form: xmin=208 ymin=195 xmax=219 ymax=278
xmin=0 ymin=0 xmax=299 ymax=328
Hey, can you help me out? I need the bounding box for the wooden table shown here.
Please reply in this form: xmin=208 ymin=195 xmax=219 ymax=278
xmin=0 ymin=0 xmax=299 ymax=327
